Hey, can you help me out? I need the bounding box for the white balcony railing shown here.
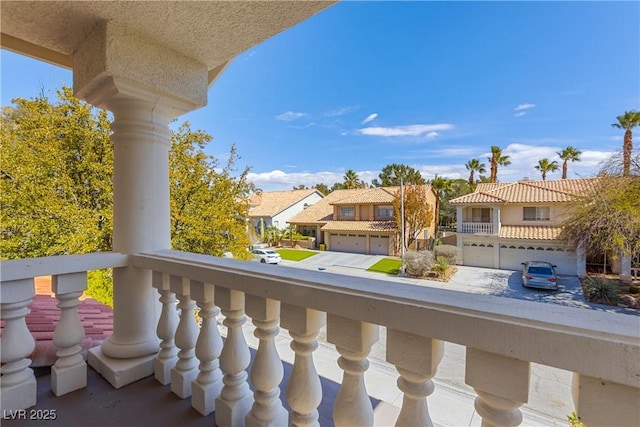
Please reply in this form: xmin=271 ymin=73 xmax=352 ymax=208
xmin=461 ymin=222 xmax=494 ymax=234
xmin=1 ymin=249 xmax=639 ymax=426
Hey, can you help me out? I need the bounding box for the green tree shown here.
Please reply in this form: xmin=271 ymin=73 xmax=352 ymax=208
xmin=488 ymin=146 xmax=511 ymax=183
xmin=557 ymin=146 xmax=582 ymax=179
xmin=313 ymin=183 xmax=330 ymax=195
xmin=392 ymin=185 xmax=434 ymax=250
xmin=342 ymin=169 xmax=362 ymax=189
xmin=439 ymin=178 xmax=473 ymax=227
xmin=611 ymin=110 xmax=640 ymax=177
xmin=534 ymin=158 xmax=560 ymax=181
xmin=465 ymin=159 xmax=486 ymax=186
xmin=561 ymin=176 xmax=640 ymax=280
xmin=170 ymin=122 xmax=254 ymax=259
xmin=377 ymin=163 xmax=425 ymax=186
xmin=429 ymin=175 xmax=454 ymax=229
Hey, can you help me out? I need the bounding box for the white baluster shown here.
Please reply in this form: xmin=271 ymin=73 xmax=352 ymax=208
xmin=0 ymin=279 xmax=36 ymax=411
xmin=170 ymin=276 xmax=199 ymax=398
xmin=572 ymin=373 xmax=640 ymax=427
xmin=281 ymin=304 xmax=326 ymax=427
xmin=386 ymin=330 xmax=443 ymax=427
xmin=465 ymin=347 xmax=530 ymax=427
xmin=327 ymin=315 xmax=379 ymax=427
xmin=152 ymin=271 xmax=178 ymax=385
xmin=245 ymin=296 xmax=288 ymax=427
xmin=215 ymin=287 xmax=253 ymax=427
xmin=190 ymin=281 xmax=223 ymax=416
xmin=51 ymin=272 xmax=88 ymax=396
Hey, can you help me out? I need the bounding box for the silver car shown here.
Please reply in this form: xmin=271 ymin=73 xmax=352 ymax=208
xmin=521 ymin=261 xmax=558 ymax=290
xmin=252 ymin=249 xmax=282 ymax=264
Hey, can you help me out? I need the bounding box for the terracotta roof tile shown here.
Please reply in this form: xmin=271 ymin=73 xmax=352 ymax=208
xmin=287 ymin=189 xmax=364 ymax=224
xmin=320 ymin=220 xmax=397 ymax=233
xmin=450 ymin=178 xmax=600 ymax=205
xmin=499 ymin=225 xmax=563 ymax=240
xmin=330 ymin=187 xmax=399 ymax=205
xmin=249 ymin=189 xmax=322 ymax=217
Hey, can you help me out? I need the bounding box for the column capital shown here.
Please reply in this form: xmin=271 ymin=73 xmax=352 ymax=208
xmin=72 ymin=20 xmax=208 ymax=117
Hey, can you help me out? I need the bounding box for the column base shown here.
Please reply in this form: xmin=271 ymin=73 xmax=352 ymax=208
xmin=215 ymin=394 xmax=253 ymax=427
xmin=88 ymin=347 xmax=154 ymax=389
xmin=0 ymin=374 xmax=36 ymax=411
xmin=154 ymin=356 xmax=177 ymax=385
xmin=52 ymin=362 xmax=87 ymax=396
xmin=170 ymin=366 xmax=198 ymax=399
xmin=191 ymin=379 xmax=223 ymax=416
xmin=245 ymin=407 xmax=289 ymax=427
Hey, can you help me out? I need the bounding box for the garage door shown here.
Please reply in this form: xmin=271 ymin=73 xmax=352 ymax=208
xmin=462 ymin=242 xmax=495 ymax=268
xmin=330 ymin=234 xmax=366 ymax=254
xmin=370 ymin=235 xmax=390 ymax=255
xmin=500 ymin=245 xmax=577 ymax=275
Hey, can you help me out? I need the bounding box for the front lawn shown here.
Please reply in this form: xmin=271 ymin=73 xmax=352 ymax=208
xmin=276 ymin=249 xmax=318 ymax=262
xmin=367 ymin=258 xmax=402 ymax=275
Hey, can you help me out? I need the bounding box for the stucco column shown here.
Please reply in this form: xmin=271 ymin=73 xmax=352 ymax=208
xmin=72 ymin=21 xmax=208 ymax=387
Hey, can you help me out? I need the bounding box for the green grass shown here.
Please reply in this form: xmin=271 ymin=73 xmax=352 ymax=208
xmin=276 ymin=249 xmax=318 ymax=262
xmin=367 ymin=258 xmax=402 ymax=275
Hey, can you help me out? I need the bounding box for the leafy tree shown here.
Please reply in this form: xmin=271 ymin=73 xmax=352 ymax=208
xmin=313 ymin=183 xmax=330 ymax=195
xmin=169 ymin=122 xmax=254 ymax=259
xmin=342 ymin=169 xmax=362 ymax=189
xmin=377 ymin=163 xmax=425 ymax=186
xmin=488 ymin=146 xmax=511 ymax=183
xmin=292 ymin=184 xmax=308 ymax=190
xmin=429 ymin=175 xmax=455 ymax=228
xmin=534 ymin=158 xmax=560 ymax=181
xmin=561 ymin=176 xmax=640 ymax=280
xmin=392 ymin=185 xmax=434 ymax=250
xmin=465 ymin=158 xmax=486 ymax=186
xmin=557 ymin=146 xmax=582 ymax=179
xmin=438 ymin=178 xmax=473 ymax=227
xmin=611 ymin=110 xmax=640 ymax=177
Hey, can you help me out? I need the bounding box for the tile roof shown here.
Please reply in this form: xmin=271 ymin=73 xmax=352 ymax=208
xmin=287 ymin=189 xmax=365 ymax=224
xmin=450 ymin=178 xmax=600 ymax=205
xmin=330 ymin=187 xmax=399 ymax=205
xmin=500 ymin=225 xmax=563 ymax=240
xmin=249 ymin=189 xmax=322 ymax=217
xmin=320 ymin=220 xmax=397 ymax=233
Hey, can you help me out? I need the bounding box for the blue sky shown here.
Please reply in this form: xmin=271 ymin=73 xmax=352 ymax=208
xmin=2 ymin=1 xmax=639 ymax=191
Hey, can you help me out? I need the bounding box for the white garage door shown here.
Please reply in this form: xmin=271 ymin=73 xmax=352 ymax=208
xmin=330 ymin=234 xmax=366 ymax=254
xmin=500 ymin=245 xmax=577 ymax=275
xmin=462 ymin=242 xmax=495 ymax=268
xmin=370 ymin=235 xmax=390 ymax=255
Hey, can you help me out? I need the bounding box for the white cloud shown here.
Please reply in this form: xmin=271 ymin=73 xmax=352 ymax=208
xmin=514 ymin=103 xmax=536 ymax=111
xmin=361 ymin=113 xmax=378 ymax=125
xmin=325 ymin=106 xmax=359 ymax=117
xmin=513 ymin=111 xmax=527 ymax=118
xmin=359 ymin=123 xmax=454 ymax=137
xmin=276 ymin=111 xmax=305 ymax=121
xmin=426 ymin=131 xmax=439 ymax=139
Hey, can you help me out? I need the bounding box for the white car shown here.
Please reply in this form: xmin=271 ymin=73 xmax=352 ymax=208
xmin=252 ymin=249 xmax=282 ymax=264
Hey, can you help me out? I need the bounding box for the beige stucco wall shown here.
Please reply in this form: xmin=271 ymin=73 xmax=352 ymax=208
xmin=500 ymin=203 xmax=570 ymax=226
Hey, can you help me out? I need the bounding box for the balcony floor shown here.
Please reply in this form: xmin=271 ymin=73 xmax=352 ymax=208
xmin=2 ymin=351 xmax=379 ymax=427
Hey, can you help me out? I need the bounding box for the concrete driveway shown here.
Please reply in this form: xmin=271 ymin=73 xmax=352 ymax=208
xmin=281 ymin=251 xmax=386 ymax=271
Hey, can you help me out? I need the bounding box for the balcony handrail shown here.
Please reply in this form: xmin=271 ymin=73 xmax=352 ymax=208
xmin=133 ymin=249 xmax=640 ymax=389
xmin=0 ymin=252 xmax=129 ymax=282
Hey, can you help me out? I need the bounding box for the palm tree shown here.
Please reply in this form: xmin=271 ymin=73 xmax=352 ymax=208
xmin=429 ymin=175 xmax=454 ymax=230
xmin=611 ymin=110 xmax=640 ymax=176
xmin=465 ymin=159 xmax=486 ymax=186
xmin=488 ymin=146 xmax=511 ymax=183
xmin=556 ymin=146 xmax=582 ymax=179
xmin=535 ymin=158 xmax=560 ymax=180
xmin=342 ymin=169 xmax=361 ymax=189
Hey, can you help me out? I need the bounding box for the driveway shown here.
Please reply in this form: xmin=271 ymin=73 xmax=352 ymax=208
xmin=281 ymin=251 xmax=386 ymax=271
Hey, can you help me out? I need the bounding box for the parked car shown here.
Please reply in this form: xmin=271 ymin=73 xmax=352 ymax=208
xmin=521 ymin=261 xmax=558 ymax=290
xmin=252 ymin=249 xmax=282 ymax=264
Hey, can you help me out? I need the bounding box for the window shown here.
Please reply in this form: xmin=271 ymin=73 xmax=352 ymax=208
xmin=377 ymin=205 xmax=394 ymax=218
xmin=471 ymin=208 xmax=491 ymax=222
xmin=340 ymin=206 xmax=355 ymax=218
xmin=523 ymin=206 xmax=550 ymax=221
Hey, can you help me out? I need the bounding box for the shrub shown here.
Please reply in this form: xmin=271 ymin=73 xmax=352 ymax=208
xmin=629 ymin=285 xmax=640 ymax=294
xmin=583 ymin=276 xmax=619 ymax=304
xmin=86 ymin=268 xmax=113 ymax=307
xmin=404 ymin=250 xmax=435 ymax=277
xmin=567 ymin=412 xmax=584 ymax=427
xmin=432 ymin=257 xmax=449 ymax=278
xmin=434 ymin=244 xmax=459 ymax=265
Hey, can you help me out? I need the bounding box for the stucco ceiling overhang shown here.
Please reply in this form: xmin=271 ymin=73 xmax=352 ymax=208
xmin=0 ymin=1 xmax=336 ymax=84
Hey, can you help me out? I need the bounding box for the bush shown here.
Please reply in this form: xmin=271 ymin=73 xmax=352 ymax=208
xmin=629 ymin=285 xmax=640 ymax=294
xmin=432 ymin=257 xmax=450 ymax=278
xmin=583 ymin=276 xmax=619 ymax=304
xmin=404 ymin=250 xmax=434 ymax=277
xmin=86 ymin=268 xmax=113 ymax=307
xmin=434 ymin=244 xmax=459 ymax=265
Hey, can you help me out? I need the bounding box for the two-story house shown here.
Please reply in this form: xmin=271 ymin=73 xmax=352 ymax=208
xmin=449 ymin=178 xmax=600 ymax=276
xmin=288 ymin=185 xmax=437 ymax=256
xmin=248 ymin=189 xmax=324 ymax=234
